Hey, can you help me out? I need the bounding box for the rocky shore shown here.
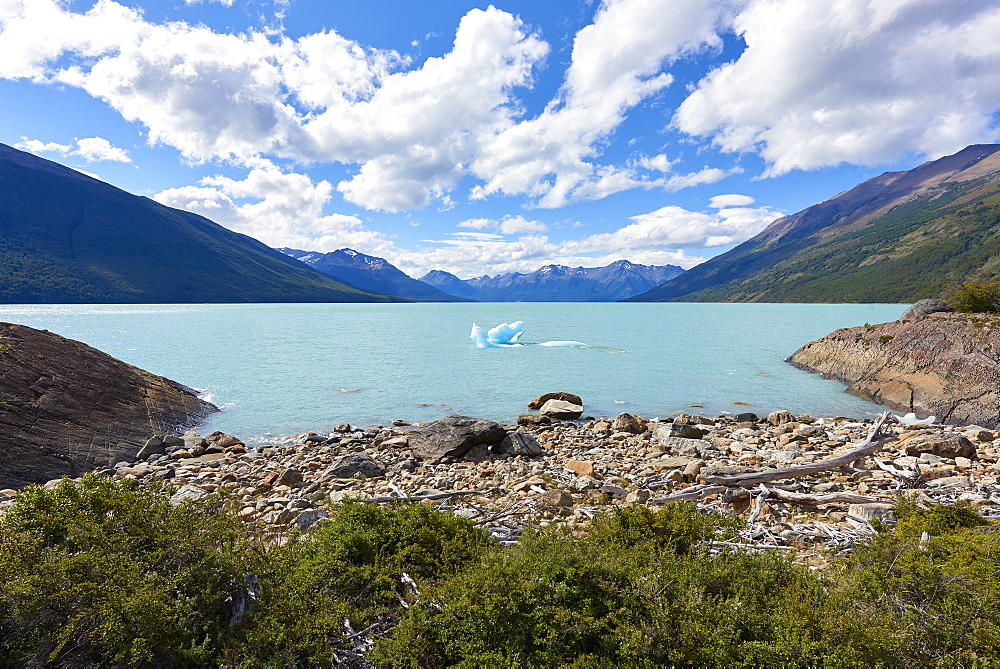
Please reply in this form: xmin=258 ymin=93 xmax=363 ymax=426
xmin=5 ymin=392 xmax=999 ymax=567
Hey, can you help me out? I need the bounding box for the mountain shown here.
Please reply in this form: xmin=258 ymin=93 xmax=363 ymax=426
xmin=279 ymin=248 xmax=468 ymax=301
xmin=0 ymin=143 xmax=398 ymax=303
xmin=628 ymin=144 xmax=1000 ymax=303
xmin=421 ymin=260 xmax=684 ymax=301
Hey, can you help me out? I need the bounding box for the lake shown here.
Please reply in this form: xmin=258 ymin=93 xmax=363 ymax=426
xmin=0 ymin=302 xmax=905 ymax=444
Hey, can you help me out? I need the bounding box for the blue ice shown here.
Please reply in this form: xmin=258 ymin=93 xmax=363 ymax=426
xmin=470 ymin=321 xmax=586 ymax=348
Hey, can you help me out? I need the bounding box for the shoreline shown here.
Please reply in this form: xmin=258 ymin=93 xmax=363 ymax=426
xmin=5 ymin=405 xmax=997 ymax=568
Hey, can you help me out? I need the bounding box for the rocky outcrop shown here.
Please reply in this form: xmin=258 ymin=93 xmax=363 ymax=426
xmin=0 ymin=323 xmax=217 ymax=488
xmin=900 ymin=299 xmax=952 ymax=320
xmin=406 ymin=415 xmax=507 ymax=463
xmin=787 ymin=313 xmax=1000 ymax=427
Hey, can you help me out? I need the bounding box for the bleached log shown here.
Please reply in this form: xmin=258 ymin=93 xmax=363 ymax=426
xmin=767 ymin=488 xmax=881 ymax=505
xmin=649 ymin=485 xmax=727 ymax=504
xmin=700 ymin=412 xmax=894 ymax=487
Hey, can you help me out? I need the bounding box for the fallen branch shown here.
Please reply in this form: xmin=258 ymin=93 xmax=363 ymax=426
xmin=747 ymin=484 xmax=770 ymax=526
xmin=361 ymin=487 xmax=499 ymax=504
xmin=873 ymin=457 xmax=924 ymax=488
xmin=649 ymin=485 xmax=727 ymax=504
xmin=701 ymin=412 xmax=894 ymax=487
xmin=767 ymin=488 xmax=881 ymax=506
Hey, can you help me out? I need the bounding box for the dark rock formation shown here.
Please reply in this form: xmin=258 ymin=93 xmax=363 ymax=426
xmin=527 ymin=392 xmax=583 ymax=410
xmin=787 ymin=313 xmax=1000 ymax=427
xmin=0 ymin=323 xmax=216 ymax=488
xmin=407 ymin=415 xmax=507 ymax=463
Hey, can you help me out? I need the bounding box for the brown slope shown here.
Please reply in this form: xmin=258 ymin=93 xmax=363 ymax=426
xmin=0 ymin=323 xmax=216 ymax=489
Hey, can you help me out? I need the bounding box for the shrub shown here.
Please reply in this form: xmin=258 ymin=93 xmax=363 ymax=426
xmin=946 ymin=279 xmax=1000 ymax=313
xmin=0 ymin=475 xmax=261 ymax=666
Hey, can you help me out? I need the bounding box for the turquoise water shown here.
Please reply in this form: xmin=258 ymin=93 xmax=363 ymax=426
xmin=0 ymin=303 xmax=905 ymax=444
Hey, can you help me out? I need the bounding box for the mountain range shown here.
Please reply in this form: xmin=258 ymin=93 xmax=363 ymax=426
xmin=0 ymin=143 xmax=395 ymax=303
xmin=279 ymin=247 xmax=468 ymax=301
xmin=421 ymin=261 xmax=684 ymax=301
xmin=629 ymin=144 xmax=1000 ymax=303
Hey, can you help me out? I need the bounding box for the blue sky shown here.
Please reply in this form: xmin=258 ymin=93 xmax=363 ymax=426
xmin=1 ymin=0 xmax=998 ymax=278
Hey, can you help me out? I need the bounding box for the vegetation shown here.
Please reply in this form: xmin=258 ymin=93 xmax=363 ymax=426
xmin=946 ymin=279 xmax=1000 ymax=313
xmin=0 ymin=152 xmax=399 ymax=303
xmin=2 ymin=478 xmax=999 ymax=666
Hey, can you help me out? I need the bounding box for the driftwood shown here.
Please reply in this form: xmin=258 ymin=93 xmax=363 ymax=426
xmin=873 ymin=457 xmax=925 ymax=488
xmin=767 ymin=488 xmax=881 ymax=505
xmin=649 ymin=485 xmax=727 ymax=504
xmin=700 ymin=412 xmax=894 ymax=487
xmin=362 ymin=487 xmax=500 ymax=504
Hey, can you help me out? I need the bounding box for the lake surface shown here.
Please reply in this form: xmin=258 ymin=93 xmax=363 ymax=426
xmin=0 ymin=302 xmax=905 ymax=444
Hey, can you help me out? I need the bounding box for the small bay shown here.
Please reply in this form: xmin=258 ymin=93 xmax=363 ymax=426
xmin=0 ymin=302 xmax=904 ymax=444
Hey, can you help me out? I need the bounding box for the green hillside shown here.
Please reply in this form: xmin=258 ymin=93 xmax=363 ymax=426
xmin=0 ymin=144 xmax=400 ymax=303
xmin=629 ymin=144 xmax=1000 ymax=303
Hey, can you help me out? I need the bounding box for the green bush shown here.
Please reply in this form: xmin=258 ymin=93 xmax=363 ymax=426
xmin=229 ymin=500 xmax=496 ymax=666
xmin=946 ymin=279 xmax=1000 ymax=313
xmin=0 ymin=475 xmax=262 ymax=666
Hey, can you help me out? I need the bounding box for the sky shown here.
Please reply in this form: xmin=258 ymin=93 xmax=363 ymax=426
xmin=1 ymin=0 xmax=999 ymax=279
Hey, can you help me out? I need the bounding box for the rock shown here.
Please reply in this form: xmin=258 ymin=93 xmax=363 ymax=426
xmin=733 ymin=412 xmax=759 ymax=422
xmin=0 ymin=322 xmax=217 ymax=489
xmin=528 ymin=392 xmax=583 ymax=410
xmin=498 ymin=432 xmax=544 ymax=456
xmin=900 ymin=299 xmax=952 ymax=321
xmin=652 ymin=423 xmax=705 ymax=440
xmin=162 ymin=436 xmax=186 ymax=454
xmin=788 ymin=315 xmax=1000 ymax=428
xmin=625 ymin=489 xmax=651 ymax=504
xmin=653 ymin=436 xmax=705 ymax=457
xmin=565 ymin=459 xmax=595 ymax=477
xmin=611 ymin=412 xmax=644 ymax=434
xmin=538 ymin=399 xmax=584 ymax=420
xmin=903 ymin=433 xmax=976 ymax=459
xmin=517 ymin=413 xmax=552 ymax=427
xmin=848 ymin=503 xmax=896 ymax=525
xmin=683 ymin=459 xmax=705 ymax=477
xmin=673 ymin=413 xmax=714 ymax=426
xmin=651 ymin=456 xmax=696 ymax=468
xmin=536 ymin=489 xmax=574 ymax=507
xmin=169 ymin=484 xmax=210 ymax=506
xmin=407 ymin=415 xmax=507 ymax=463
xmin=327 ymin=454 xmax=386 ymax=478
xmin=205 ymin=431 xmax=243 ymax=449
xmin=767 ymin=410 xmax=796 ymax=425
xmin=136 ymin=436 xmax=167 ymax=461
xmin=295 ymin=509 xmax=329 ymax=531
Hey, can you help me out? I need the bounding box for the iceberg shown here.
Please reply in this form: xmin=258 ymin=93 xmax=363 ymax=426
xmin=470 ymin=321 xmax=586 ymax=349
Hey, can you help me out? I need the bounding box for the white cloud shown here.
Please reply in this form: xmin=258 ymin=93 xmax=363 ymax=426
xmin=14 ymin=135 xmax=130 ymax=162
xmin=153 ymin=160 xmax=392 ymax=253
xmin=14 ymin=138 xmax=71 ymax=154
xmin=469 ymin=0 xmax=726 ymax=208
xmin=455 ymin=214 xmax=547 ymax=235
xmin=709 ymin=193 xmax=755 ymax=208
xmin=186 ymin=0 xmax=234 ymax=6
xmin=675 ymin=0 xmax=1000 ymax=174
xmin=563 ymin=202 xmax=782 ymax=253
xmin=72 ymin=136 xmax=130 ymax=162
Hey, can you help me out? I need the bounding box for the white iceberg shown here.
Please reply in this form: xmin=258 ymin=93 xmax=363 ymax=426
xmin=898 ymin=412 xmax=936 ymax=426
xmin=470 ymin=321 xmax=586 ymax=348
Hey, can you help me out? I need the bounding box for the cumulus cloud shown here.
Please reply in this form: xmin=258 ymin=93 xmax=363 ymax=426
xmin=153 ymin=160 xmax=391 ymax=253
xmin=455 ymin=215 xmax=547 ymax=235
xmin=709 ymin=193 xmax=755 ymax=208
xmin=469 ymin=0 xmax=727 ymax=208
xmin=675 ymin=0 xmax=1000 ymax=174
xmin=14 ymin=135 xmax=130 ymax=162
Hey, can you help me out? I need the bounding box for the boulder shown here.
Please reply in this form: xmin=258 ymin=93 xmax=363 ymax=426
xmin=538 ymin=399 xmax=584 ymax=420
xmin=407 ymin=415 xmax=507 ymax=463
xmin=169 ymin=484 xmax=210 ymax=506
xmin=611 ymin=412 xmax=644 ymax=434
xmin=205 ymin=431 xmax=244 ymax=449
xmin=900 ymin=299 xmax=952 ymax=321
xmin=517 ymin=413 xmax=552 ymax=427
xmin=536 ymin=489 xmax=574 ymax=507
xmin=328 ymin=453 xmax=387 ymax=478
xmin=528 ymin=392 xmax=583 ymax=410
xmin=0 ymin=322 xmax=217 ymax=489
xmin=652 ymin=422 xmax=705 ymax=440
xmin=767 ymin=410 xmax=796 ymax=426
xmin=498 ymin=431 xmax=544 ymax=457
xmin=903 ymin=433 xmax=976 ymax=459
xmin=653 ymin=436 xmax=706 ymax=457
xmin=673 ymin=412 xmax=715 ymax=426
xmin=565 ymin=459 xmax=595 ymax=477
xmin=136 ymin=436 xmax=166 ymax=461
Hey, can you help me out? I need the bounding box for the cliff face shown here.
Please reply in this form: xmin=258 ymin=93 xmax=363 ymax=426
xmin=0 ymin=323 xmax=217 ymax=488
xmin=787 ymin=313 xmax=1000 ymax=427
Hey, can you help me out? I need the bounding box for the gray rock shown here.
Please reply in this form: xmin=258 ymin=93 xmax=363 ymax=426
xmin=654 ymin=436 xmax=706 ymax=457
xmin=536 ymin=489 xmax=574 ymax=507
xmin=162 ymin=435 xmax=186 ymax=454
xmin=733 ymin=412 xmax=759 ymax=422
xmin=673 ymin=412 xmax=715 ymax=426
xmin=652 ymin=422 xmax=705 ymax=440
xmin=903 ymin=433 xmax=976 ymax=459
xmin=406 ymin=415 xmax=507 ymax=463
xmin=295 ymin=509 xmax=329 ymax=532
xmin=528 ymin=391 xmax=582 ymax=410
xmin=611 ymin=412 xmax=644 ymax=434
xmin=136 ymin=436 xmax=166 ymax=461
xmin=169 ymin=484 xmax=210 ymax=506
xmin=327 ymin=453 xmax=386 ymax=478
xmin=900 ymin=299 xmax=952 ymax=320
xmin=538 ymin=399 xmax=584 ymax=419
xmin=848 ymin=503 xmax=896 ymax=525
xmin=499 ymin=431 xmax=544 ymax=456
xmin=183 ymin=431 xmax=207 ymax=451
